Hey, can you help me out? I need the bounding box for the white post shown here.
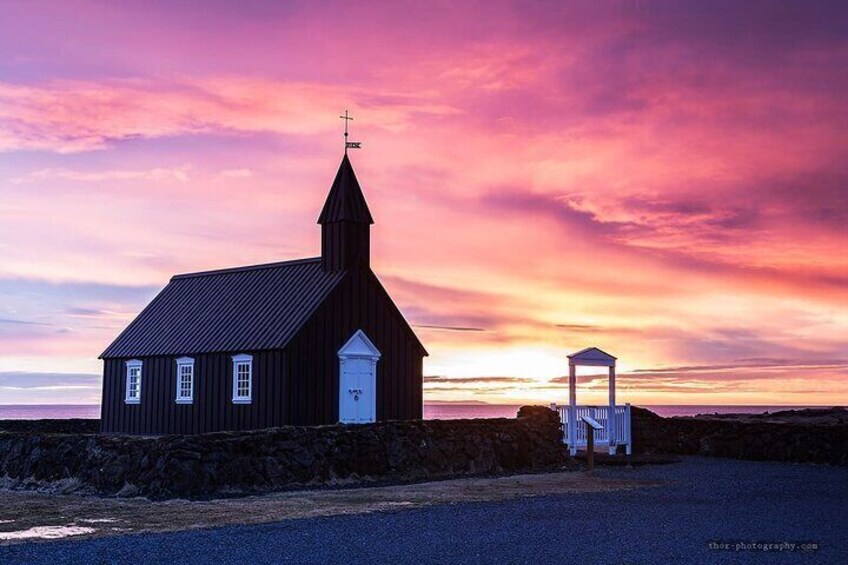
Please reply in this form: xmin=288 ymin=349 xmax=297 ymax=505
xmin=568 ymin=404 xmax=577 ymax=456
xmin=568 ymin=363 xmax=577 ymax=455
xmin=568 ymin=363 xmax=576 ymax=407
xmin=608 ymin=364 xmax=617 ymax=455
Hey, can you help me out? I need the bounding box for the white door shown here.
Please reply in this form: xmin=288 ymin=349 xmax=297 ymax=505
xmin=338 ymin=330 xmax=381 ymax=424
xmin=340 ymin=359 xmax=375 ymax=423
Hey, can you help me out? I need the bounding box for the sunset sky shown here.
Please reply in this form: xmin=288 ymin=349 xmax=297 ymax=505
xmin=1 ymin=1 xmax=846 ymax=406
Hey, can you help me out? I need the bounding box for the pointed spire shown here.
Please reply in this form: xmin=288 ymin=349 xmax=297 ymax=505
xmin=318 ymin=154 xmax=374 ymax=225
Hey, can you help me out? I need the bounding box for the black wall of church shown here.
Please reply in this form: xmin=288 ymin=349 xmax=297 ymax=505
xmin=100 ymin=267 xmax=424 ymax=434
xmin=100 ymin=351 xmax=289 ymax=435
xmin=285 ymin=267 xmax=425 ymax=425
xmin=321 ymin=220 xmax=370 ymax=271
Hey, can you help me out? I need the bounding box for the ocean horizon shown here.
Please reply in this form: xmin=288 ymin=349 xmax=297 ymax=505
xmin=0 ymin=404 xmax=841 ymax=421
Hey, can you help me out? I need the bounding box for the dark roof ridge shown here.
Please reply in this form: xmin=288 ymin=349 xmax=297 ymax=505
xmin=171 ymin=257 xmax=322 ymax=281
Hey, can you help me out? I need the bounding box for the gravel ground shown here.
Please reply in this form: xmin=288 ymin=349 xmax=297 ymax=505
xmin=2 ymin=457 xmax=846 ymax=564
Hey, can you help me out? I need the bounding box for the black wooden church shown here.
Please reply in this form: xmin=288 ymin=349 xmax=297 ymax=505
xmin=100 ymin=154 xmax=427 ymax=434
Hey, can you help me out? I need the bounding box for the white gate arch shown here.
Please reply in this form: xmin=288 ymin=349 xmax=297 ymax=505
xmin=554 ymin=347 xmax=632 ymax=456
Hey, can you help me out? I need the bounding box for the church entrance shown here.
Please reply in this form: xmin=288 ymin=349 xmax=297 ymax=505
xmin=338 ymin=330 xmax=381 ymax=423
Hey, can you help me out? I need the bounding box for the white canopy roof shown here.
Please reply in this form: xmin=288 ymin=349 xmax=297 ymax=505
xmin=567 ymin=347 xmax=617 ymax=367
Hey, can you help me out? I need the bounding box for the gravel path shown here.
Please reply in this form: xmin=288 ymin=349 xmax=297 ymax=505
xmin=3 ymin=457 xmax=846 ymax=564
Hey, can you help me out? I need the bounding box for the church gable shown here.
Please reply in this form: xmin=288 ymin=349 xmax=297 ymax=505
xmin=364 ymin=270 xmax=428 ymax=355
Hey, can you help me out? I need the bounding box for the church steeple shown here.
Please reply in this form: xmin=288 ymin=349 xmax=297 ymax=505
xmin=318 ymin=154 xmax=374 ymax=271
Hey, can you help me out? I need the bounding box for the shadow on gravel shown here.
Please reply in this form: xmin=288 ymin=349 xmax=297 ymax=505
xmin=573 ymin=453 xmax=681 ymax=467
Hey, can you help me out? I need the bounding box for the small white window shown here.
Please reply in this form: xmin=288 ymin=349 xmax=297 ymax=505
xmin=232 ymin=354 xmax=252 ymax=404
xmin=175 ymin=357 xmax=195 ymax=404
xmin=125 ymin=359 xmax=142 ymax=404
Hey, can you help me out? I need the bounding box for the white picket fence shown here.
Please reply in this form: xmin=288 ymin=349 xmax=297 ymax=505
xmin=553 ymin=404 xmax=632 ymax=455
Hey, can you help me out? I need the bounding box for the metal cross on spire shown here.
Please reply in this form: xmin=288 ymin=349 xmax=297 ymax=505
xmin=340 ymin=110 xmax=361 ymax=154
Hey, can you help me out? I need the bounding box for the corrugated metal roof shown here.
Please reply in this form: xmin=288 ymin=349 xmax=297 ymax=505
xmin=317 ymin=154 xmax=374 ymax=224
xmin=100 ymin=258 xmax=345 ymax=359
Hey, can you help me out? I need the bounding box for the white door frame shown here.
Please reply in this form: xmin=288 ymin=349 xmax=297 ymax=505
xmin=338 ymin=329 xmax=381 ymax=424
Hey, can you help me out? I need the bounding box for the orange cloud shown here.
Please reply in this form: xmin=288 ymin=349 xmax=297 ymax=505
xmin=1 ymin=1 xmax=847 ymax=405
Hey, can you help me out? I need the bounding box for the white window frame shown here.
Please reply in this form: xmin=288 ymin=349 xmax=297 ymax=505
xmin=232 ymin=354 xmax=252 ymax=404
xmin=125 ymin=359 xmax=142 ymax=404
xmin=175 ymin=357 xmax=195 ymax=404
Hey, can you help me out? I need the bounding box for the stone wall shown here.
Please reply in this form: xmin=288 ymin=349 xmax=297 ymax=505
xmin=0 ymin=406 xmax=568 ymax=499
xmin=633 ymin=407 xmax=848 ymax=465
xmin=0 ymin=419 xmax=99 ymax=434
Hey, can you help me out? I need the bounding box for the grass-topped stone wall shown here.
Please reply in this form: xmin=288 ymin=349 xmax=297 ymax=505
xmin=0 ymin=406 xmax=568 ymax=499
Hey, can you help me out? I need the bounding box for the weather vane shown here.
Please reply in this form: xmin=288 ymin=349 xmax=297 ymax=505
xmin=340 ymin=110 xmax=361 ymax=154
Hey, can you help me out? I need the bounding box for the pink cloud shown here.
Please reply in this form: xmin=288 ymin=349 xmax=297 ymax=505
xmin=0 ymin=78 xmax=460 ymax=153
xmin=1 ymin=1 xmax=847 ymax=404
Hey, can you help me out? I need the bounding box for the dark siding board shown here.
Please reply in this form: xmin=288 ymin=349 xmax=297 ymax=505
xmin=107 ymin=363 xmax=113 ymax=433
xmin=148 ymin=358 xmax=155 ymax=434
xmin=278 ymin=351 xmax=286 ymax=427
xmin=283 ymin=350 xmax=291 ymax=426
xmin=322 ymin=309 xmax=331 ymax=424
xmin=104 ymin=361 xmax=112 ymax=432
xmin=256 ymin=354 xmax=265 ymax=430
xmin=217 ymin=355 xmax=224 ymax=431
xmin=99 ymin=363 xmax=105 ymax=433
xmin=110 ymin=361 xmax=118 ymax=432
xmin=191 ymin=359 xmax=199 ymax=434
xmin=102 ymin=361 xmax=111 ymax=433
xmin=224 ymin=355 xmax=233 ymax=432
xmin=282 ymin=351 xmax=289 ymax=426
xmin=266 ymin=352 xmax=280 ymax=426
xmin=112 ymin=362 xmax=118 ymax=433
xmin=268 ymin=352 xmax=276 ymax=427
xmin=114 ymin=361 xmax=120 ymax=427
xmin=202 ymin=356 xmax=207 ymax=433
xmin=288 ymin=342 xmax=296 ymax=424
xmin=118 ymin=360 xmax=125 ymax=432
xmin=99 ymin=361 xmax=109 ymax=433
xmin=278 ymin=351 xmax=285 ymax=427
xmin=199 ymin=356 xmax=206 ymax=433
xmin=315 ymin=315 xmax=322 ymax=425
xmin=206 ymin=356 xmax=212 ymax=433
xmin=157 ymin=357 xmax=163 ymax=433
xmin=265 ymin=352 xmax=273 ymax=427
xmin=211 ymin=356 xmax=218 ymax=430
xmin=163 ymin=358 xmax=170 ymax=433
xmin=401 ymin=342 xmax=407 ymax=419
xmin=146 ymin=358 xmax=153 ymax=434
xmin=152 ymin=357 xmax=160 ymax=434
xmin=263 ymin=353 xmax=271 ymax=427
xmin=147 ymin=358 xmax=154 ymax=434
xmin=162 ymin=357 xmax=169 ymax=433
xmin=169 ymin=360 xmax=175 ymax=432
xmin=303 ymin=321 xmax=312 ymax=425
xmin=120 ymin=365 xmax=127 ymax=434
xmin=100 ymin=363 xmax=107 ymax=433
xmin=392 ymin=318 xmax=400 ymax=420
